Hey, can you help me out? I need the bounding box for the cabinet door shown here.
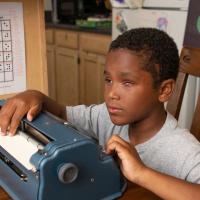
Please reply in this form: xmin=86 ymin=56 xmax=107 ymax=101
xmin=80 ymin=51 xmax=105 ymax=105
xmin=46 ymin=44 xmax=56 ymax=100
xmin=46 ymin=29 xmax=54 ymax=45
xmin=56 ymin=47 xmax=79 ymax=106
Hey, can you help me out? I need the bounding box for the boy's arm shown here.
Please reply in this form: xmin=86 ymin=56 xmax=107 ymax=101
xmin=138 ymin=166 xmax=200 ymax=200
xmin=106 ymin=135 xmax=200 ymax=200
xmin=0 ymin=90 xmax=67 ymax=135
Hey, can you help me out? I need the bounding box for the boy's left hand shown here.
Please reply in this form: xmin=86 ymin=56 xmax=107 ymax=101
xmin=105 ymin=135 xmax=146 ymax=184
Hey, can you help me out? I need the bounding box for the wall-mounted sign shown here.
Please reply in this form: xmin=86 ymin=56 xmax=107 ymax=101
xmin=0 ymin=2 xmax=26 ymax=95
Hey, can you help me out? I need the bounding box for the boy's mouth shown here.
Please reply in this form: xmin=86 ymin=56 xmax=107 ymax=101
xmin=107 ymin=106 xmax=122 ymax=114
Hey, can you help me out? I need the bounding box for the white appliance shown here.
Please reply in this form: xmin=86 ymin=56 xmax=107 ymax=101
xmin=143 ymin=0 xmax=190 ymax=10
xmin=112 ymin=1 xmax=189 ymax=52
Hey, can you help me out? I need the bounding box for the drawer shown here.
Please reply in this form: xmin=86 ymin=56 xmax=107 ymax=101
xmin=55 ymin=30 xmax=78 ymax=49
xmin=46 ymin=29 xmax=54 ymax=44
xmin=80 ymin=33 xmax=111 ymax=55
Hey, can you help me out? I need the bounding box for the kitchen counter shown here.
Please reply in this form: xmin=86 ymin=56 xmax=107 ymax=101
xmin=46 ymin=22 xmax=112 ymax=35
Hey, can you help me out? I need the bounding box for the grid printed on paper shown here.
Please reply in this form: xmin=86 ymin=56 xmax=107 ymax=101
xmin=0 ymin=19 xmax=14 ymax=82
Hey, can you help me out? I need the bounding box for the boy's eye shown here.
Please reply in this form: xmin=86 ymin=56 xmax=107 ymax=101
xmin=123 ymin=80 xmax=134 ymax=87
xmin=104 ymin=77 xmax=112 ymax=84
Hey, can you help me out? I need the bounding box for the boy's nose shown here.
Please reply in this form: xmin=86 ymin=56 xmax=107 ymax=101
xmin=108 ymin=85 xmax=120 ymax=100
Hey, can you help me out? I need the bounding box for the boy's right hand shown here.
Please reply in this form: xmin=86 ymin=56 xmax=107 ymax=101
xmin=0 ymin=90 xmax=44 ymax=136
xmin=106 ymin=135 xmax=146 ymax=184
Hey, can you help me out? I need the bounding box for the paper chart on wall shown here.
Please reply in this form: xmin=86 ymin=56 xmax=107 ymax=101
xmin=0 ymin=2 xmax=26 ymax=95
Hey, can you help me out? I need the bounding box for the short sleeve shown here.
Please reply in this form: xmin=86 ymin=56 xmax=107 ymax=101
xmin=184 ymin=149 xmax=200 ymax=184
xmin=66 ymin=103 xmax=107 ymax=140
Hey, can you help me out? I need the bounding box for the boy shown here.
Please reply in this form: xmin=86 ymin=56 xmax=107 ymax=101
xmin=0 ymin=28 xmax=200 ymax=199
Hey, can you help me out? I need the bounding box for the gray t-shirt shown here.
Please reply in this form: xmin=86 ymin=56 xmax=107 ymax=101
xmin=67 ymin=103 xmax=200 ymax=183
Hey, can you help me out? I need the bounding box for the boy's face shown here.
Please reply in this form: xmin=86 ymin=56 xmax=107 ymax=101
xmin=104 ymin=49 xmax=161 ymax=125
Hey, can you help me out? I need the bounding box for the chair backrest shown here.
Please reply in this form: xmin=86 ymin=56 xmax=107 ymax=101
xmin=167 ymin=47 xmax=200 ymax=141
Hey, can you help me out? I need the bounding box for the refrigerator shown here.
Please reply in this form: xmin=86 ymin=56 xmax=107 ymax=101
xmin=112 ymin=0 xmax=190 ymax=52
xmin=111 ymin=0 xmax=197 ymax=129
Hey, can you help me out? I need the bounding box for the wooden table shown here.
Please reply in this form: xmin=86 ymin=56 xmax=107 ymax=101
xmin=0 ymin=183 xmax=161 ymax=200
xmin=119 ymin=182 xmax=161 ymax=200
xmin=0 ymin=188 xmax=11 ymax=200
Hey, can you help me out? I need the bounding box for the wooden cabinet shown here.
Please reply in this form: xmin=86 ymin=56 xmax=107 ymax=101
xmin=55 ymin=30 xmax=79 ymax=106
xmin=46 ymin=45 xmax=56 ymax=100
xmin=55 ymin=47 xmax=79 ymax=105
xmin=46 ymin=28 xmax=111 ymax=106
xmin=46 ymin=29 xmax=79 ymax=105
xmin=46 ymin=29 xmax=56 ymax=100
xmin=79 ymin=52 xmax=105 ymax=105
xmin=79 ymin=32 xmax=111 ymax=105
xmin=55 ymin=29 xmax=78 ymax=49
xmin=78 ymin=32 xmax=111 ymax=105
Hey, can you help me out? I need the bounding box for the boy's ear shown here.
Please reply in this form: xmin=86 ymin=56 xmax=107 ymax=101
xmin=158 ymin=79 xmax=176 ymax=102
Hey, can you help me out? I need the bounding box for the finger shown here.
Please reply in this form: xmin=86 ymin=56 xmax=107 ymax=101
xmin=27 ymin=104 xmax=42 ymax=121
xmin=106 ymin=140 xmax=127 ymax=158
xmin=9 ymin=106 xmax=29 ymax=135
xmin=0 ymin=127 xmax=6 ymax=136
xmin=109 ymin=136 xmax=140 ymax=159
xmin=0 ymin=102 xmax=17 ymax=135
xmin=107 ymin=135 xmax=130 ymax=149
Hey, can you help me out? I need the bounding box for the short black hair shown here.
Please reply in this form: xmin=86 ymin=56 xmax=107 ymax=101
xmin=109 ymin=28 xmax=179 ymax=87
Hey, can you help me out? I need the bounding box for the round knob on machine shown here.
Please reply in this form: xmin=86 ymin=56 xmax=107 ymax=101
xmin=58 ymin=163 xmax=79 ymax=184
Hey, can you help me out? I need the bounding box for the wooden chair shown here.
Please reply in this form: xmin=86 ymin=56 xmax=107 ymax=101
xmin=167 ymin=47 xmax=200 ymax=141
